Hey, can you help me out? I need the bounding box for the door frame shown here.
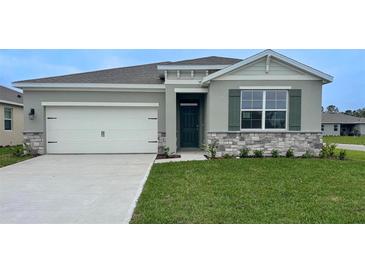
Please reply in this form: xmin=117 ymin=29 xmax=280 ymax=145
xmin=179 ymin=100 xmax=200 ymax=148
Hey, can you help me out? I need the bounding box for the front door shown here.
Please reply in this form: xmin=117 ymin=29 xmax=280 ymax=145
xmin=180 ymin=103 xmax=199 ymax=148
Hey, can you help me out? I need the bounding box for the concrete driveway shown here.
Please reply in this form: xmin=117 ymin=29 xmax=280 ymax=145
xmin=0 ymin=154 xmax=155 ymax=224
xmin=335 ymin=143 xmax=365 ymax=152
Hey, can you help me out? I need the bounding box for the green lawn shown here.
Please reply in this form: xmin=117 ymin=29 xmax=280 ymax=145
xmin=0 ymin=145 xmax=32 ymax=168
xmin=324 ymin=135 xmax=365 ymax=145
xmin=131 ymin=156 xmax=365 ymax=224
xmin=339 ymin=149 xmax=365 ymax=161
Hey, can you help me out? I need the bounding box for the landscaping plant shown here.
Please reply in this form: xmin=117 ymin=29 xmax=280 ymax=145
xmin=271 ymin=149 xmax=279 ymax=158
xmin=320 ymin=143 xmax=337 ymax=159
xmin=302 ymin=150 xmax=314 ymax=158
xmin=253 ymin=150 xmax=263 ymax=158
xmin=163 ymin=146 xmax=170 ymax=158
xmin=338 ymin=150 xmax=346 ymax=160
xmin=239 ymin=148 xmax=250 ymax=158
xmin=202 ymin=140 xmax=219 ymax=159
xmin=286 ymin=148 xmax=294 ymax=158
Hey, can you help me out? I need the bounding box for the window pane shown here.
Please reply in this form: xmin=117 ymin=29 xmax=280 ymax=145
xmin=277 ymin=100 xmax=286 ymax=109
xmin=242 ymin=91 xmax=252 ymax=100
xmin=266 ymin=91 xmax=276 ymax=100
xmin=252 ymin=91 xmax=263 ymax=100
xmin=266 ymin=100 xmax=276 ymax=109
xmin=265 ymin=111 xmax=286 ymax=129
xmin=241 ymin=111 xmax=262 ymax=129
xmin=252 ymin=100 xmax=263 ymax=109
xmin=4 ymin=108 xmax=12 ymax=119
xmin=276 ymin=91 xmax=287 ymax=100
xmin=4 ymin=120 xmax=12 ymax=130
xmin=265 ymin=91 xmax=287 ymax=110
xmin=242 ymin=101 xmax=251 ymax=109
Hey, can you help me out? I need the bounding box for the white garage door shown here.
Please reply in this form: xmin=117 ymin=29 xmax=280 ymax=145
xmin=45 ymin=105 xmax=158 ymax=154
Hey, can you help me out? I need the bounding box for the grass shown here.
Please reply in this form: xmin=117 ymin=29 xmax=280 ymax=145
xmin=338 ymin=149 xmax=365 ymax=161
xmin=323 ymin=135 xmax=365 ymax=145
xmin=0 ymin=145 xmax=32 ymax=168
xmin=131 ymin=157 xmax=365 ymax=224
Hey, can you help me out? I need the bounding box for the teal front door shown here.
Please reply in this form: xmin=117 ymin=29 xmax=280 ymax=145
xmin=180 ymin=104 xmax=199 ymax=148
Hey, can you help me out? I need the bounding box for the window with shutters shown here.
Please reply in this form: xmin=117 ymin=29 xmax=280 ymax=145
xmin=241 ymin=90 xmax=288 ymax=130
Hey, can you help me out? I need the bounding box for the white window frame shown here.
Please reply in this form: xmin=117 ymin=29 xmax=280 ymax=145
xmin=334 ymin=124 xmax=338 ymax=131
xmin=240 ymin=89 xmax=288 ymax=131
xmin=4 ymin=107 xmax=13 ymax=131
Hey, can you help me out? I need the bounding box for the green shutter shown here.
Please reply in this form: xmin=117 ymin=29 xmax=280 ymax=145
xmin=288 ymin=89 xmax=302 ymax=131
xmin=228 ymin=89 xmax=241 ymax=131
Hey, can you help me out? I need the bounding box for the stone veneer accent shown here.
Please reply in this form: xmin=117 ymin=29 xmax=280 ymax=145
xmin=207 ymin=132 xmax=322 ymax=157
xmin=24 ymin=132 xmax=45 ymax=155
xmin=158 ymin=132 xmax=166 ymax=154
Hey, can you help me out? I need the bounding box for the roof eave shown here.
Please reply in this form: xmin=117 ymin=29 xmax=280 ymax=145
xmin=13 ymin=82 xmax=166 ymax=91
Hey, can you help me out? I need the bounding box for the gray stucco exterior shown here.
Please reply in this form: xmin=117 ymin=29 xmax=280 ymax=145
xmin=15 ymin=50 xmax=333 ymax=155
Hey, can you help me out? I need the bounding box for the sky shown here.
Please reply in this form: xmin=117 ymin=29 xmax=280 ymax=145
xmin=0 ymin=49 xmax=364 ymax=111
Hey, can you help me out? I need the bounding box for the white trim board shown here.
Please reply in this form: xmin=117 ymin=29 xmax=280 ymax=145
xmin=0 ymin=100 xmax=23 ymax=107
xmin=13 ymin=82 xmax=166 ymax=90
xmin=157 ymin=65 xmax=230 ymax=70
xmin=174 ymin=88 xmax=208 ymax=93
xmin=164 ymin=80 xmax=201 ymax=85
xmin=215 ymin=75 xmax=321 ymax=81
xmin=41 ymin=102 xmax=159 ymax=107
xmin=239 ymin=86 xmax=291 ymax=90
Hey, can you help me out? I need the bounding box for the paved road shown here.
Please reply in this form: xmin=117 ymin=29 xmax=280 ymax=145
xmin=335 ymin=144 xmax=365 ymax=152
xmin=0 ymin=154 xmax=155 ymax=224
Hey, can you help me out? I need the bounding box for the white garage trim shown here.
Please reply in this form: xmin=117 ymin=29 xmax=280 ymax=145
xmin=42 ymin=102 xmax=159 ymax=107
xmin=45 ymin=106 xmax=158 ymax=154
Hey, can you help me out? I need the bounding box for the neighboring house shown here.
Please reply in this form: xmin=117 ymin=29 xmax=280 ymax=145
xmin=321 ymin=112 xmax=365 ymax=136
xmin=13 ymin=50 xmax=333 ymax=156
xmin=0 ymin=86 xmax=24 ymax=146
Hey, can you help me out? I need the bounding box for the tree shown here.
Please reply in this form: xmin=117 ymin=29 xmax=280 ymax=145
xmin=344 ymin=110 xmax=353 ymax=115
xmin=326 ymin=105 xmax=339 ymax=113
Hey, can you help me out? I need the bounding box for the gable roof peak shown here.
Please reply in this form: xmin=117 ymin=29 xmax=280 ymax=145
xmin=201 ymin=49 xmax=334 ymax=84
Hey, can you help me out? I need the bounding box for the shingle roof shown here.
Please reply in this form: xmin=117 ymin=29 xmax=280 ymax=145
xmin=14 ymin=61 xmax=171 ymax=84
xmin=13 ymin=56 xmax=242 ymax=85
xmin=322 ymin=112 xmax=365 ymax=124
xmin=168 ymin=56 xmax=242 ymax=65
xmin=0 ymin=85 xmax=23 ymax=105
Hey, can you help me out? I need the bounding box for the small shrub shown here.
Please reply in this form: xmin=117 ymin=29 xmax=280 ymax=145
xmin=12 ymin=146 xmax=24 ymax=157
xmin=286 ymin=148 xmax=294 ymax=158
xmin=23 ymin=143 xmax=38 ymax=157
xmin=338 ymin=150 xmax=346 ymax=160
xmin=320 ymin=143 xmax=337 ymax=159
xmin=163 ymin=146 xmax=170 ymax=158
xmin=302 ymin=150 xmax=314 ymax=158
xmin=239 ymin=148 xmax=250 ymax=158
xmin=271 ymin=149 xmax=279 ymax=158
xmin=223 ymin=153 xmax=234 ymax=159
xmin=202 ymin=140 xmax=219 ymax=159
xmin=253 ymin=150 xmax=263 ymax=158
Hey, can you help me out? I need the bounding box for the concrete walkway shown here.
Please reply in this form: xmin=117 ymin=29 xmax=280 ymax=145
xmin=0 ymin=154 xmax=155 ymax=224
xmin=336 ymin=143 xmax=365 ymax=152
xmin=155 ymin=150 xmax=206 ymax=163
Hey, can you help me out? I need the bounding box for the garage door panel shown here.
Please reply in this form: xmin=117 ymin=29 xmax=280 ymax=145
xmin=46 ymin=106 xmax=158 ymax=154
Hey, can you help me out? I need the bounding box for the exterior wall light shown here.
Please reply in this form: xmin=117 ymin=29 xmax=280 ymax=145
xmin=29 ymin=108 xmax=35 ymax=120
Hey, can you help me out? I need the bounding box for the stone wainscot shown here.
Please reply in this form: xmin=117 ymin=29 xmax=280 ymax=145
xmin=207 ymin=132 xmax=322 ymax=157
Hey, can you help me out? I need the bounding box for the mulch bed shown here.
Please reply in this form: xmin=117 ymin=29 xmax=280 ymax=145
xmin=156 ymin=154 xmax=181 ymax=160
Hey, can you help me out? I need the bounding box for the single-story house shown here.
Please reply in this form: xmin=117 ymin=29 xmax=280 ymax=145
xmin=13 ymin=49 xmax=333 ymax=156
xmin=321 ymin=112 xmax=365 ymax=136
xmin=0 ymin=85 xmax=24 ymax=146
